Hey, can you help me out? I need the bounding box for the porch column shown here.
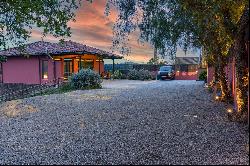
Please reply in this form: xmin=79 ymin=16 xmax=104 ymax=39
xmin=73 ymin=58 xmax=78 ymax=73
xmin=79 ymin=56 xmax=82 ymax=71
xmin=112 ymin=58 xmax=115 ymax=74
xmin=61 ymin=58 xmax=64 ymax=79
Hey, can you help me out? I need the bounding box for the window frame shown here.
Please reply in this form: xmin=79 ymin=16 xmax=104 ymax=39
xmin=42 ymin=60 xmax=48 ymax=79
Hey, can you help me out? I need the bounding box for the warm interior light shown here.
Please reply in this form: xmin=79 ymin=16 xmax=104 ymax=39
xmin=196 ymin=70 xmax=198 ymax=73
xmin=215 ymin=96 xmax=219 ymax=100
xmin=177 ymin=71 xmax=180 ymax=72
xmin=43 ymin=74 xmax=48 ymax=79
xmin=53 ymin=58 xmax=61 ymax=61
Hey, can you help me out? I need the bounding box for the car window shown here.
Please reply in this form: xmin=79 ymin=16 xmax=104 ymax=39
xmin=160 ymin=66 xmax=172 ymax=71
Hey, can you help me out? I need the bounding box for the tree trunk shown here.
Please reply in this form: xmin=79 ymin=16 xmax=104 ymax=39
xmin=234 ymin=39 xmax=248 ymax=114
xmin=217 ymin=54 xmax=231 ymax=102
xmin=233 ymin=7 xmax=249 ymax=122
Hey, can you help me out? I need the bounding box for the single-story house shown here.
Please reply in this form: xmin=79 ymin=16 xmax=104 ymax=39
xmin=0 ymin=40 xmax=122 ymax=84
xmin=175 ymin=57 xmax=200 ymax=80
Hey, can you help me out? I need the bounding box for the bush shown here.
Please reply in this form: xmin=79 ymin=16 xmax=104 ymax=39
xmin=139 ymin=69 xmax=152 ymax=80
xmin=69 ymin=69 xmax=102 ymax=89
xmin=199 ymin=70 xmax=207 ymax=81
xmin=127 ymin=69 xmax=152 ymax=80
xmin=127 ymin=69 xmax=139 ymax=80
xmin=112 ymin=70 xmax=127 ymax=79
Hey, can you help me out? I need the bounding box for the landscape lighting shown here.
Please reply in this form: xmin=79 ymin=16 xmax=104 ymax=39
xmin=227 ymin=108 xmax=233 ymax=113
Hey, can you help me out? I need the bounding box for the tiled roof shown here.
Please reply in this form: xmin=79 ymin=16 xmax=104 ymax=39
xmin=0 ymin=41 xmax=123 ymax=59
xmin=175 ymin=57 xmax=199 ymax=65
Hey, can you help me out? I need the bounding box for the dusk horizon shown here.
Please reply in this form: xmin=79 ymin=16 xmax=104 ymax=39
xmin=27 ymin=0 xmax=199 ymax=64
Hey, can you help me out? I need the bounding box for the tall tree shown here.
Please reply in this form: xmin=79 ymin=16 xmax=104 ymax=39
xmin=0 ymin=0 xmax=94 ymax=50
xmin=106 ymin=0 xmax=248 ymax=102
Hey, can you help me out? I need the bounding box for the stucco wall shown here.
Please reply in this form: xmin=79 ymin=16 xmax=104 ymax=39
xmin=2 ymin=56 xmax=40 ymax=84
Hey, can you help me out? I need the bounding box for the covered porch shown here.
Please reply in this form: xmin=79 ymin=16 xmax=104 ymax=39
xmin=50 ymin=53 xmax=122 ymax=80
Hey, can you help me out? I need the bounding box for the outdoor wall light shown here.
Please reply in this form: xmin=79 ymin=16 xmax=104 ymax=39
xmin=43 ymin=74 xmax=48 ymax=79
xmin=215 ymin=96 xmax=220 ymax=100
xmin=177 ymin=71 xmax=180 ymax=72
xmin=196 ymin=70 xmax=198 ymax=73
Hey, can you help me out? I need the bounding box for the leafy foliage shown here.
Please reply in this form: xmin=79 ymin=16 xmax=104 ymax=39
xmin=199 ymin=70 xmax=207 ymax=81
xmin=0 ymin=55 xmax=7 ymax=62
xmin=127 ymin=69 xmax=152 ymax=80
xmin=147 ymin=57 xmax=166 ymax=65
xmin=0 ymin=0 xmax=93 ymax=49
xmin=69 ymin=69 xmax=102 ymax=89
xmin=112 ymin=70 xmax=126 ymax=79
xmin=106 ymin=0 xmax=248 ymax=102
xmin=106 ymin=0 xmax=248 ymax=59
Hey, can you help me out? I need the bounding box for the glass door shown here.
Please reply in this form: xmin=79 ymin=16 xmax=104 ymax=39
xmin=64 ymin=60 xmax=73 ymax=79
xmin=78 ymin=59 xmax=94 ymax=70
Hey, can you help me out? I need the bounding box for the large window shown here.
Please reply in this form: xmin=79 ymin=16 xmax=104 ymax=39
xmin=64 ymin=60 xmax=73 ymax=79
xmin=42 ymin=60 xmax=48 ymax=79
xmin=78 ymin=59 xmax=94 ymax=70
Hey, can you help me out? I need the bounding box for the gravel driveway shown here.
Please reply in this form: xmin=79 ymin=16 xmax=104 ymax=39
xmin=0 ymin=80 xmax=249 ymax=165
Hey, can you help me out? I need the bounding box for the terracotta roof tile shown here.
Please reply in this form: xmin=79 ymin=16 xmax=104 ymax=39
xmin=0 ymin=41 xmax=122 ymax=59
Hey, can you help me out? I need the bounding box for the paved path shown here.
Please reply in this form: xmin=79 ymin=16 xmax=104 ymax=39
xmin=0 ymin=80 xmax=248 ymax=164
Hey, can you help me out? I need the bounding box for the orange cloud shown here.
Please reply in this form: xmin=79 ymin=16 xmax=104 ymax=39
xmin=30 ymin=0 xmax=154 ymax=63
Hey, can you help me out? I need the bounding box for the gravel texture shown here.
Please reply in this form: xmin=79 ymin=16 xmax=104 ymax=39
xmin=0 ymin=80 xmax=249 ymax=165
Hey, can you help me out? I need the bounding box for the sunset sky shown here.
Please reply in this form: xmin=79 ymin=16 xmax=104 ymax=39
xmin=30 ymin=0 xmax=199 ymax=64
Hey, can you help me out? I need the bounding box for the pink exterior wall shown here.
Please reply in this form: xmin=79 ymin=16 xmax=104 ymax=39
xmin=2 ymin=56 xmax=63 ymax=85
xmin=207 ymin=66 xmax=215 ymax=84
xmin=175 ymin=71 xmax=198 ymax=80
xmin=55 ymin=61 xmax=63 ymax=79
xmin=2 ymin=56 xmax=40 ymax=84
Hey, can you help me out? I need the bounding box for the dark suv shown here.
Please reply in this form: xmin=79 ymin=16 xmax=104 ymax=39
xmin=156 ymin=65 xmax=175 ymax=80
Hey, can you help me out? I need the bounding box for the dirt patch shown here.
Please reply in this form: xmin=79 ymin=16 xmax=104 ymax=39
xmin=0 ymin=100 xmax=39 ymax=118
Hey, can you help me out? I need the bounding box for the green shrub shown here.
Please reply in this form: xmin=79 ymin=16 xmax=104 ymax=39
xmin=69 ymin=69 xmax=102 ymax=89
xmin=112 ymin=70 xmax=126 ymax=79
xmin=127 ymin=69 xmax=139 ymax=80
xmin=127 ymin=69 xmax=152 ymax=80
xmin=199 ymin=70 xmax=207 ymax=80
xmin=59 ymin=82 xmax=73 ymax=92
xmin=138 ymin=69 xmax=152 ymax=80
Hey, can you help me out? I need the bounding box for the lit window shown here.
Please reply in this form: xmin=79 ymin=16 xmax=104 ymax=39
xmin=42 ymin=60 xmax=48 ymax=79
